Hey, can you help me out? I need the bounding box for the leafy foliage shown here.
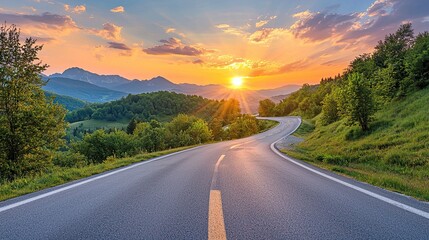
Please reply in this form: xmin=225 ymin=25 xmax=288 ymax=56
xmin=258 ymin=99 xmax=275 ymax=116
xmin=339 ymin=73 xmax=376 ymax=131
xmin=228 ymin=115 xmax=260 ymax=139
xmin=262 ymin=23 xmax=429 ymax=131
xmin=0 ymin=25 xmax=66 ymax=180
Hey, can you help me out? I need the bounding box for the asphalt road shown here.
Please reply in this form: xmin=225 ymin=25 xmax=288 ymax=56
xmin=0 ymin=117 xmax=428 ymax=239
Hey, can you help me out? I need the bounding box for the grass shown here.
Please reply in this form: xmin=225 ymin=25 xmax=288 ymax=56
xmin=258 ymin=119 xmax=279 ymax=132
xmin=0 ymin=146 xmax=194 ymax=202
xmin=282 ymin=87 xmax=429 ymax=201
xmin=69 ymin=119 xmax=130 ymax=131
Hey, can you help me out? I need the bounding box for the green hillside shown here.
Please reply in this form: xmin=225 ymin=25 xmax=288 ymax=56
xmin=285 ymin=84 xmax=429 ymax=201
xmin=65 ymin=91 xmax=240 ymax=124
xmin=44 ymin=91 xmax=87 ymax=111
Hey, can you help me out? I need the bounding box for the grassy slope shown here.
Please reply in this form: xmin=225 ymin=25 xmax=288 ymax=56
xmin=69 ymin=119 xmax=129 ymax=131
xmin=283 ymin=88 xmax=429 ymax=201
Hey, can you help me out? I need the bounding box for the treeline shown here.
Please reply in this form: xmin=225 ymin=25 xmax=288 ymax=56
xmin=66 ymin=91 xmax=240 ymax=124
xmin=259 ymin=23 xmax=429 ymax=131
xmin=59 ymin=114 xmax=267 ymax=166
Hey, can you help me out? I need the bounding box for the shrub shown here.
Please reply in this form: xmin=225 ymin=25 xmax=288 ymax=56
xmin=53 ymin=151 xmax=87 ymax=168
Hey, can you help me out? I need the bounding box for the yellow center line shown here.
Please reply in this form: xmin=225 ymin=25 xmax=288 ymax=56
xmin=208 ymin=155 xmax=227 ymax=240
xmin=208 ymin=190 xmax=227 ymax=240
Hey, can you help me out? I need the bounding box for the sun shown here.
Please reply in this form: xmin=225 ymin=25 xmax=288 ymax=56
xmin=231 ymin=77 xmax=244 ymax=88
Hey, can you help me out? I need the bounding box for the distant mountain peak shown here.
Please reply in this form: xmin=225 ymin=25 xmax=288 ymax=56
xmin=150 ymin=76 xmax=172 ymax=83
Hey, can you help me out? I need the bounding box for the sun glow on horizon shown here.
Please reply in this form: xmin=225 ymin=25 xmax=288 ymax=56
xmin=231 ymin=76 xmax=244 ymax=89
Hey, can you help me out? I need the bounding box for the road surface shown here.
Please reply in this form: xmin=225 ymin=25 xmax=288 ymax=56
xmin=0 ymin=117 xmax=428 ymax=239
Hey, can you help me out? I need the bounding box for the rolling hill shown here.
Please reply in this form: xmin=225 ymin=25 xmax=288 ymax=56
xmin=48 ymin=68 xmax=301 ymax=112
xmin=44 ymin=91 xmax=87 ymax=111
xmin=42 ymin=77 xmax=128 ymax=103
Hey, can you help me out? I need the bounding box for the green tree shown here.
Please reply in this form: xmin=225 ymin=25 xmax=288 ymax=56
xmin=320 ymin=92 xmax=339 ymax=125
xmin=187 ymin=119 xmax=212 ymax=144
xmin=134 ymin=120 xmax=167 ymax=152
xmin=126 ymin=118 xmax=139 ymax=134
xmin=405 ymin=32 xmax=429 ymax=89
xmin=74 ymin=129 xmax=135 ymax=163
xmin=339 ymin=73 xmax=376 ymax=131
xmin=209 ymin=118 xmax=224 ymax=141
xmin=258 ymin=99 xmax=275 ymax=117
xmin=228 ymin=115 xmax=259 ymax=139
xmin=372 ymin=23 xmax=414 ymax=98
xmin=0 ymin=25 xmax=66 ymax=180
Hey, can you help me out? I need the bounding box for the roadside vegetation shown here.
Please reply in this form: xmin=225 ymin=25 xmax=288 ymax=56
xmin=259 ymin=24 xmax=429 ymax=200
xmin=0 ymin=147 xmax=193 ymax=201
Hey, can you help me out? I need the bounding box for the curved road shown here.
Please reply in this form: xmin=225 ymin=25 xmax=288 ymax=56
xmin=0 ymin=117 xmax=428 ymax=239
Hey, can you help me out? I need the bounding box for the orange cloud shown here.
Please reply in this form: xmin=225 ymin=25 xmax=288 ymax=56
xmin=90 ymin=23 xmax=123 ymax=41
xmin=143 ymin=38 xmax=213 ymax=56
xmin=255 ymin=16 xmax=277 ymax=28
xmin=64 ymin=4 xmax=86 ymax=14
xmin=248 ymin=28 xmax=287 ymax=44
xmin=0 ymin=11 xmax=78 ymax=42
xmin=110 ymin=6 xmax=124 ymax=13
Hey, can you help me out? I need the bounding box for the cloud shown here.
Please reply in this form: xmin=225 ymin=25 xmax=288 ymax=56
xmin=289 ymin=0 xmax=429 ymax=47
xmin=215 ymin=23 xmax=246 ymax=37
xmin=107 ymin=42 xmax=131 ymax=51
xmin=248 ymin=28 xmax=286 ymax=43
xmin=64 ymin=4 xmax=86 ymax=14
xmin=0 ymin=11 xmax=78 ymax=41
xmin=110 ymin=6 xmax=124 ymax=13
xmin=366 ymin=0 xmax=392 ymax=17
xmin=143 ymin=38 xmax=213 ymax=56
xmin=255 ymin=20 xmax=269 ymax=28
xmin=290 ymin=10 xmax=357 ymax=42
xmin=166 ymin=28 xmax=176 ymax=33
xmin=23 ymin=6 xmax=37 ymax=12
xmin=0 ymin=12 xmax=77 ymax=29
xmin=255 ymin=16 xmax=277 ymax=28
xmin=340 ymin=0 xmax=429 ymax=44
xmin=215 ymin=24 xmax=230 ymax=29
xmin=249 ymin=59 xmax=310 ymax=77
xmin=91 ymin=23 xmax=122 ymax=41
xmin=165 ymin=27 xmax=186 ymax=37
xmin=192 ymin=59 xmax=204 ymax=64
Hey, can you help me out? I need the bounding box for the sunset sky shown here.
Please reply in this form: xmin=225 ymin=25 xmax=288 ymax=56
xmin=1 ymin=0 xmax=428 ymax=89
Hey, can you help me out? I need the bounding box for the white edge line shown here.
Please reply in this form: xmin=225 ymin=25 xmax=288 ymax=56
xmin=0 ymin=146 xmax=203 ymax=213
xmin=271 ymin=117 xmax=429 ymax=220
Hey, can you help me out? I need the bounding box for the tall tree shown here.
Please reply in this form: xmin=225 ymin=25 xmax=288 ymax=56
xmin=320 ymin=92 xmax=339 ymax=125
xmin=405 ymin=32 xmax=429 ymax=89
xmin=258 ymin=99 xmax=275 ymax=117
xmin=339 ymin=73 xmax=376 ymax=131
xmin=0 ymin=25 xmax=66 ymax=179
xmin=372 ymin=23 xmax=415 ymax=98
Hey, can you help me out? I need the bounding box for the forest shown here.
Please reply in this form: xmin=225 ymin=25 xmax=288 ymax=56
xmin=259 ymin=23 xmax=428 ymax=131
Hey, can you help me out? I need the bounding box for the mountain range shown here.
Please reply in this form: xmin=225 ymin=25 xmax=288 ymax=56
xmin=44 ymin=67 xmax=301 ymax=113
